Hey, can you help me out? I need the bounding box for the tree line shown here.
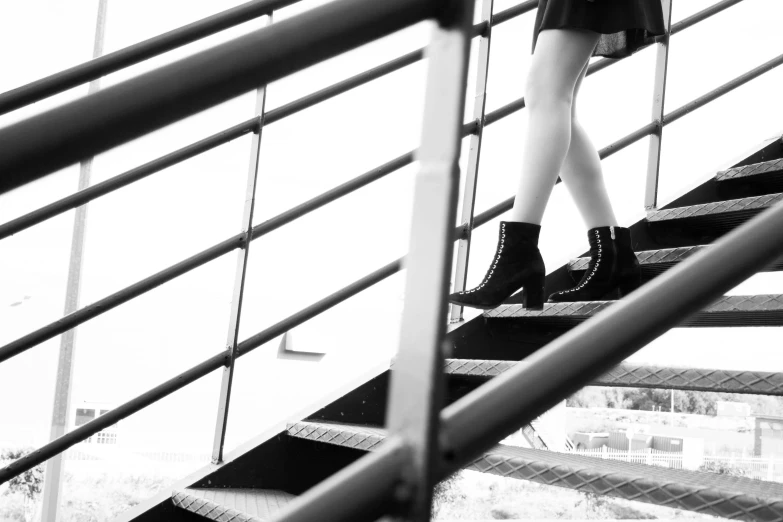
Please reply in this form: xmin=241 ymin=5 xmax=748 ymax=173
xmin=567 ymin=387 xmax=783 ymax=416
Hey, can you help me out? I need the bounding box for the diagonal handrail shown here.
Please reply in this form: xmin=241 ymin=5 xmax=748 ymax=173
xmin=0 ymin=0 xmax=303 ymax=116
xmin=0 ymin=0 xmax=440 ymax=193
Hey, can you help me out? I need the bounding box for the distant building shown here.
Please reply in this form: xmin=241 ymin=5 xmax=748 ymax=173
xmin=73 ymin=401 xmax=117 ymax=445
xmin=716 ymin=400 xmax=752 ymax=417
xmin=754 ymin=415 xmax=783 ymax=457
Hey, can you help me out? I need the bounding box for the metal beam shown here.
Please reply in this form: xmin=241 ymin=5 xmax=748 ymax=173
xmin=383 ymin=0 xmax=474 ymax=516
xmin=0 ymin=0 xmax=439 ymax=193
xmin=0 ymin=0 xmax=302 ymax=115
xmin=449 ymin=0 xmax=495 ymax=323
xmin=41 ymin=2 xmax=108 ymax=519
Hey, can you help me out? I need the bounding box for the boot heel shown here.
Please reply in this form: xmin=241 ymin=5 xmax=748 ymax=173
xmin=521 ymin=275 xmax=546 ymax=310
xmin=501 ymin=274 xmax=545 ymax=310
xmin=617 ymin=274 xmax=642 ymax=299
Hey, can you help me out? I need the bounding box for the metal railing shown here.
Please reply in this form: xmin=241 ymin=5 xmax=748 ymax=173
xmin=0 ymin=0 xmax=781 ymax=520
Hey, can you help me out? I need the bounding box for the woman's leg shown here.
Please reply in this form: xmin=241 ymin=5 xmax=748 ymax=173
xmin=559 ymin=61 xmax=620 ymax=228
xmin=508 ymin=28 xmax=601 ymax=224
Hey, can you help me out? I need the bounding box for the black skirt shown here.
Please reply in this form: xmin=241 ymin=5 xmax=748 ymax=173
xmin=532 ymin=0 xmax=666 ymax=58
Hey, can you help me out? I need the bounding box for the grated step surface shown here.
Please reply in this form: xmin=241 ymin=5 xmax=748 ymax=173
xmin=568 ymin=245 xmax=783 ymax=277
xmin=172 ymin=488 xmax=294 ymax=521
xmin=445 ymin=360 xmax=783 ymax=395
xmin=286 ymin=421 xmax=783 ymax=522
xmin=646 ymin=193 xmax=783 ymax=232
xmin=483 ymin=294 xmax=783 ymax=327
xmin=717 ymin=159 xmax=783 ymax=184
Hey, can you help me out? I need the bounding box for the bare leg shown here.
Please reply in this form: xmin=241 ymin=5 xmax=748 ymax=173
xmin=509 ymin=28 xmax=601 ymax=224
xmin=559 ymin=61 xmax=619 ymax=228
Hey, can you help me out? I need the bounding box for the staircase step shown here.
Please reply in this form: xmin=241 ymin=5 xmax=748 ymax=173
xmin=717 ymin=158 xmax=783 ymax=187
xmin=483 ymin=294 xmax=783 ymax=327
xmin=646 ymin=193 xmax=783 ymax=235
xmin=172 ymin=488 xmax=295 ymax=521
xmin=286 ymin=421 xmax=783 ymax=521
xmin=445 ymin=360 xmax=783 ymax=395
xmin=568 ymin=245 xmax=783 ymax=280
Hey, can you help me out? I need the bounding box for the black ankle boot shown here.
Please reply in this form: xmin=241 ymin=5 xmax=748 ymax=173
xmin=548 ymin=226 xmax=642 ymax=303
xmin=448 ymin=221 xmax=546 ymax=310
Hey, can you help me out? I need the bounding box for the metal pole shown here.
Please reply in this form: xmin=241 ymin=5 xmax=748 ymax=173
xmin=384 ymin=0 xmax=474 ymax=518
xmin=211 ymin=13 xmax=272 ymax=464
xmin=40 ymin=1 xmax=108 ymax=521
xmin=644 ymin=0 xmax=673 ymax=210
xmin=449 ymin=0 xmax=494 ymax=323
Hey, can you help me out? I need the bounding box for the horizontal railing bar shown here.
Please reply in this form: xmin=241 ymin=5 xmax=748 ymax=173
xmin=0 ymin=0 xmax=536 ymax=121
xmin=0 ymin=0 xmax=303 ymax=116
xmin=0 ymin=1 xmax=534 ymax=239
xmin=492 ymin=0 xmax=537 ymax=26
xmin=264 ymin=0 xmax=538 ymax=124
xmin=440 ymin=173 xmax=783 ymax=480
xmin=0 ymin=0 xmax=440 ymax=194
xmin=264 ymin=51 xmax=424 ymax=125
xmin=0 ymin=118 xmax=259 ymax=240
xmin=665 ymin=53 xmax=783 ymax=126
xmin=0 ymin=234 xmax=244 ymax=365
xmin=0 ymin=257 xmax=405 ymax=482
xmin=0 ymin=351 xmax=228 ymax=484
xmin=250 ymin=153 xmax=414 ymax=239
xmin=670 ymin=0 xmax=744 ymax=37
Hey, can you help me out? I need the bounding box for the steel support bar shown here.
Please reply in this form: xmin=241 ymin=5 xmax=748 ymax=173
xmin=0 ymin=0 xmax=439 ymax=194
xmin=0 ymin=0 xmax=537 ymax=119
xmin=40 ymin=3 xmax=108 ymax=520
xmin=669 ymin=0 xmax=744 ymax=37
xmin=449 ymin=0 xmax=494 ymax=323
xmin=0 ymin=0 xmax=302 ymax=116
xmin=0 ymin=256 xmax=403 ymax=483
xmin=212 ymin=14 xmax=271 ymax=464
xmin=440 ymin=198 xmax=783 ymax=480
xmin=384 ymin=0 xmax=474 ymax=517
xmin=0 ymin=118 xmax=258 ymax=240
xmin=665 ymin=53 xmax=783 ymax=126
xmin=644 ymin=0 xmax=672 ymax=211
xmin=0 ymin=234 xmax=244 ymax=364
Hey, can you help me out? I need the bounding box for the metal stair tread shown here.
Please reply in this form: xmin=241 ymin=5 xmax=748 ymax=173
xmin=171 ymin=487 xmax=295 ymax=521
xmin=483 ymin=294 xmax=783 ymax=326
xmin=569 ymin=244 xmax=783 ymax=275
xmin=445 ymin=359 xmax=783 ymax=395
xmin=716 ymin=158 xmax=783 ymax=182
xmin=647 ymin=193 xmax=783 ymax=222
xmin=286 ymin=421 xmax=783 ymax=520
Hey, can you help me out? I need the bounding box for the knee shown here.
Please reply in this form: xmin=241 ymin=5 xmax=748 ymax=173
xmin=525 ymin=69 xmax=574 ymax=112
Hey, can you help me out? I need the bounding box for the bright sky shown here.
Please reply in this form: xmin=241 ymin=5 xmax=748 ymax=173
xmin=0 ymin=0 xmax=782 ymax=465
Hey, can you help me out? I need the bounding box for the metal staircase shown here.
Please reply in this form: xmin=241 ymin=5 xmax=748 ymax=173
xmin=1 ymin=0 xmax=783 ymax=521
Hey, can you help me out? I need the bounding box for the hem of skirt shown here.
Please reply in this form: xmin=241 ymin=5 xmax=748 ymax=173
xmin=534 ymin=24 xmax=664 ymax=58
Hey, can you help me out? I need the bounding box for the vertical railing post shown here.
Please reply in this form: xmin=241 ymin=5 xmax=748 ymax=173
xmin=384 ymin=0 xmax=474 ymax=519
xmin=449 ymin=0 xmax=494 ymax=324
xmin=211 ymin=13 xmax=272 ymax=464
xmin=40 ymin=2 xmax=109 ymax=521
xmin=644 ymin=0 xmax=673 ymax=210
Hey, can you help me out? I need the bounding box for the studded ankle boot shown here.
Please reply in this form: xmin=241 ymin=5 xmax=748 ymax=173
xmin=448 ymin=221 xmax=546 ymax=310
xmin=548 ymin=226 xmax=642 ymax=303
